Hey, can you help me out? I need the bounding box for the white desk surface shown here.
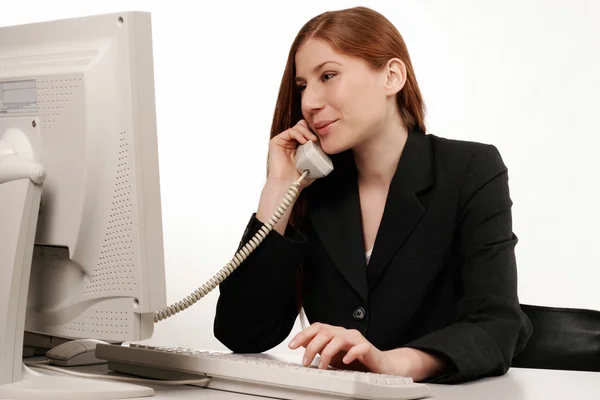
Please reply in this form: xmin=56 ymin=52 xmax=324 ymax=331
xmin=28 ymin=354 xmax=600 ymax=400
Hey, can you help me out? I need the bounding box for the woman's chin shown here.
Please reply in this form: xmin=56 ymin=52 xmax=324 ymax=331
xmin=320 ymin=139 xmax=347 ymax=155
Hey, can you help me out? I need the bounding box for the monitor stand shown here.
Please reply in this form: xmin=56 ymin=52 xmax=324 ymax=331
xmin=0 ymin=134 xmax=154 ymax=398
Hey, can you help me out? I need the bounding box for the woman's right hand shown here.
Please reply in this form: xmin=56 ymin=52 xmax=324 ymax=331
xmin=267 ymin=119 xmax=320 ymax=190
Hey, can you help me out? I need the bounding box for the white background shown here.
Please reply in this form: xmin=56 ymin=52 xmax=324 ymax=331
xmin=1 ymin=0 xmax=598 ymax=355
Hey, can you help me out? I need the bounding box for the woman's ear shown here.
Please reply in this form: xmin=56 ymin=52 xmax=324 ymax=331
xmin=383 ymin=58 xmax=407 ymax=96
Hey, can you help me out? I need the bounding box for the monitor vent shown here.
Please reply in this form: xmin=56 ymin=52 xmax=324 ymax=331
xmin=84 ymin=131 xmax=136 ymax=296
xmin=37 ymin=78 xmax=81 ymax=132
xmin=63 ymin=310 xmax=130 ymax=337
xmin=0 ymin=49 xmax=98 ymax=72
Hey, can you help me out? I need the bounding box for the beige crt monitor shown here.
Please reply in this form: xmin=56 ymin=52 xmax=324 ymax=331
xmin=0 ymin=11 xmax=166 ymax=398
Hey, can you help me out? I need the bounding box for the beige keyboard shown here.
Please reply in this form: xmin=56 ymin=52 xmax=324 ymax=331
xmin=95 ymin=343 xmax=431 ymax=400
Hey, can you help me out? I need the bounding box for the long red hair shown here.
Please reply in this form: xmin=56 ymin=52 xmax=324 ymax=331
xmin=268 ymin=6 xmax=427 ymax=229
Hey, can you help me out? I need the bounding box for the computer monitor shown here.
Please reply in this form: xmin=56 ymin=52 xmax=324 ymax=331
xmin=0 ymin=11 xmax=166 ymax=398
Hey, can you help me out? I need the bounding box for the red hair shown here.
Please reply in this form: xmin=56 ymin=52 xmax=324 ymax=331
xmin=268 ymin=6 xmax=427 ymax=229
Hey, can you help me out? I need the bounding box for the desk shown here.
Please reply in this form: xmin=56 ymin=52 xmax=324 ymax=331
xmin=28 ymin=356 xmax=600 ymax=400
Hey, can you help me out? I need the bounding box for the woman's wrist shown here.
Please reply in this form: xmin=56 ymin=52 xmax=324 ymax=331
xmin=256 ymin=179 xmax=299 ymax=235
xmin=383 ymin=347 xmax=450 ymax=381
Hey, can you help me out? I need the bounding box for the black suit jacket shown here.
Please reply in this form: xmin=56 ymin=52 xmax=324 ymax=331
xmin=214 ymin=130 xmax=533 ymax=384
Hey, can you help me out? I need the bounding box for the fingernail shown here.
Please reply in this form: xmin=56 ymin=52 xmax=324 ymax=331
xmin=318 ymin=361 xmax=323 ymax=369
xmin=303 ymin=356 xmax=308 ymax=366
xmin=289 ymin=340 xmax=296 ymax=348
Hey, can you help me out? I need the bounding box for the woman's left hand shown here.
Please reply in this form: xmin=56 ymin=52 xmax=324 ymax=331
xmin=288 ymin=323 xmax=404 ymax=374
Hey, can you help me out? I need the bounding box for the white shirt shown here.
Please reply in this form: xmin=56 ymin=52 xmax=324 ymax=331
xmin=365 ymin=248 xmax=373 ymax=265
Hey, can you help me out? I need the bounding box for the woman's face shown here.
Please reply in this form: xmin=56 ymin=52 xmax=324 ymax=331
xmin=295 ymin=39 xmax=391 ymax=154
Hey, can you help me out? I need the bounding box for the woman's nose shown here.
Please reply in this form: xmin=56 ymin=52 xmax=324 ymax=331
xmin=301 ymin=86 xmax=325 ymax=114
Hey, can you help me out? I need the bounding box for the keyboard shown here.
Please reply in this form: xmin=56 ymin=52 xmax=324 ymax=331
xmin=95 ymin=343 xmax=431 ymax=400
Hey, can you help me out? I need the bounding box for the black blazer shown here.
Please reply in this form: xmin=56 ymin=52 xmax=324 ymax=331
xmin=214 ymin=129 xmax=533 ymax=384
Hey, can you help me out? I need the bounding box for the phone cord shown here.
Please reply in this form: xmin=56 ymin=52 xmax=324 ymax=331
xmin=153 ymin=170 xmax=310 ymax=323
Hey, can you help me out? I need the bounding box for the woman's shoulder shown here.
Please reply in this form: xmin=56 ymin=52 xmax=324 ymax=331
xmin=425 ymin=133 xmax=506 ymax=170
xmin=426 ymin=133 xmax=501 ymax=157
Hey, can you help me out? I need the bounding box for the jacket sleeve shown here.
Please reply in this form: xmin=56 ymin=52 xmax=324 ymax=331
xmin=213 ymin=213 xmax=308 ymax=353
xmin=404 ymin=144 xmax=533 ymax=384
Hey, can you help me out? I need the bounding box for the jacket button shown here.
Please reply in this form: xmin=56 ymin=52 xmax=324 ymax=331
xmin=353 ymin=306 xmax=366 ymax=321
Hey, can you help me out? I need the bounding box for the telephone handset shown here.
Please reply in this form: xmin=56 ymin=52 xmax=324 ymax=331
xmin=295 ymin=140 xmax=334 ymax=179
xmin=154 ymin=140 xmax=333 ymax=322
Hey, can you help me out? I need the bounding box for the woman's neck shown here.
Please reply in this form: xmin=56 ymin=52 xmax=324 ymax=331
xmin=352 ymin=114 xmax=408 ymax=187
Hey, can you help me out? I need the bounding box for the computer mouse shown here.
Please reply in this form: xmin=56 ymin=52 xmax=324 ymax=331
xmin=46 ymin=338 xmax=110 ymax=366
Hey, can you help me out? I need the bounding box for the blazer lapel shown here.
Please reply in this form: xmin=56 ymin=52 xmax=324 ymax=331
xmin=307 ymin=130 xmax=434 ymax=301
xmin=309 ymin=154 xmax=369 ymax=302
xmin=366 ymin=130 xmax=434 ymax=291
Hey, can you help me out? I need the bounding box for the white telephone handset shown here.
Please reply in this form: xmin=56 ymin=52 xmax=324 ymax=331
xmin=154 ymin=140 xmax=333 ymax=322
xmin=295 ymin=140 xmax=334 ymax=179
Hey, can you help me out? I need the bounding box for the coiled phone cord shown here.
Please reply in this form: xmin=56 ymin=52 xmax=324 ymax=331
xmin=154 ymin=170 xmax=310 ymax=323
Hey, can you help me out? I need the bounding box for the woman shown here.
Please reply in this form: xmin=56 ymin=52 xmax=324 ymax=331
xmin=214 ymin=6 xmax=532 ymax=384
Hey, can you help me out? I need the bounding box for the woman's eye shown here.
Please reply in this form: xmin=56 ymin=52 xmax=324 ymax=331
xmin=297 ymin=73 xmax=335 ymax=92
